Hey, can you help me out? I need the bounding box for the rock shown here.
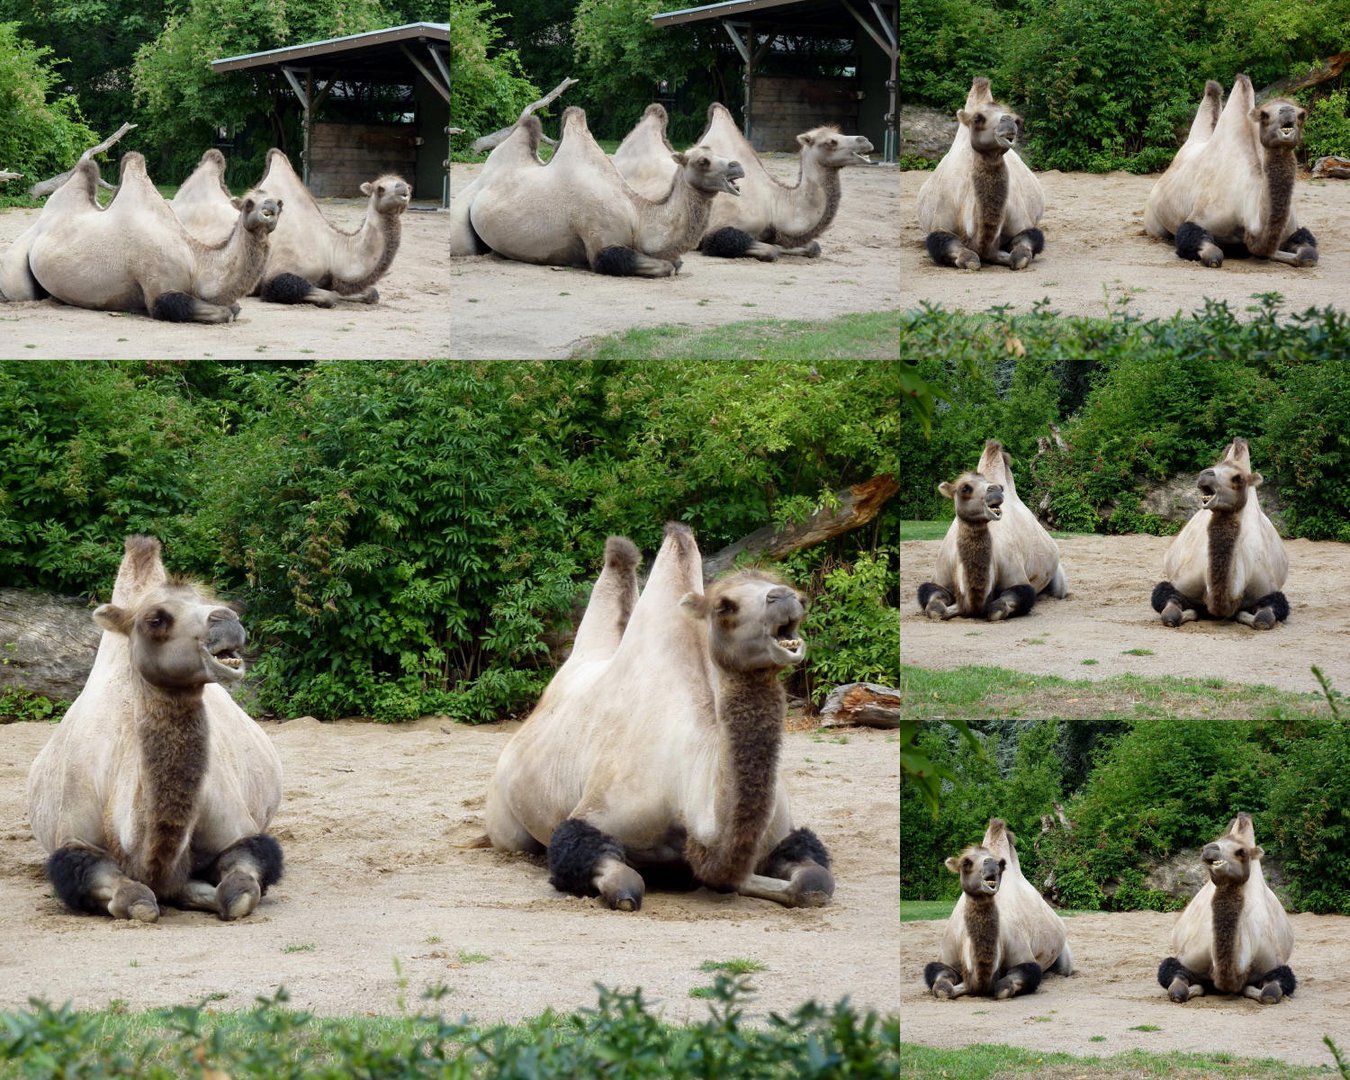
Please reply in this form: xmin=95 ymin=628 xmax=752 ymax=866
xmin=1146 ymin=847 xmax=1289 ymax=900
xmin=819 ymin=682 xmax=900 ymax=729
xmin=1139 ymin=472 xmax=1288 ymax=534
xmin=900 ymin=105 xmax=957 ymax=162
xmin=0 ymin=588 xmax=100 ymax=702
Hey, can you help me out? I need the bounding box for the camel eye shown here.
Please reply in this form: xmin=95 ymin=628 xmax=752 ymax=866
xmin=144 ymin=609 xmax=172 ymax=631
xmin=959 ymin=484 xmax=972 ymax=495
xmin=960 ymin=857 xmax=973 ymax=871
xmin=714 ymin=597 xmax=739 ymax=616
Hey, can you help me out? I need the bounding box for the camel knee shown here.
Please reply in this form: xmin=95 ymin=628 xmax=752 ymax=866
xmin=151 ymin=291 xmax=236 ymax=324
xmin=1280 ymin=227 xmax=1318 ymax=267
xmin=1237 ymin=590 xmax=1289 ymax=630
xmin=262 ymin=272 xmax=335 ymax=307
xmin=987 ymin=583 xmax=1035 ymax=621
xmin=547 ymin=818 xmax=643 ymax=910
xmin=925 ymin=231 xmax=979 ymax=270
xmin=995 ymin=961 xmax=1042 ymax=999
xmin=1005 ymin=228 xmax=1044 ymax=270
xmin=1152 ymin=581 xmax=1195 ymax=627
xmin=924 ymin=962 xmax=964 ymax=999
xmin=1246 ymin=965 xmax=1295 ymax=1003
xmin=1175 ymin=222 xmax=1223 ymax=267
xmin=761 ymin=827 xmax=834 ymax=907
xmin=701 ymin=227 xmax=769 ymax=260
xmin=1158 ymin=957 xmax=1204 ymax=1002
xmin=48 ymin=845 xmax=158 ymax=921
xmin=917 ymin=582 xmax=956 ymax=620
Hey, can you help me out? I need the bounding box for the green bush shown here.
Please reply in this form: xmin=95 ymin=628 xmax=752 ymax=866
xmin=1303 ymin=89 xmax=1350 ymax=160
xmin=791 ymin=550 xmax=899 ymax=705
xmin=447 ymin=0 xmax=540 ymax=142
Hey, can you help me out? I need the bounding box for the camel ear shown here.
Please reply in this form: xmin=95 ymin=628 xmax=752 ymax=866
xmin=679 ymin=591 xmax=709 ymax=618
xmin=671 ymin=152 xmax=688 ymax=167
xmin=957 ymin=110 xmax=972 ymax=127
xmin=1248 ymin=471 xmax=1263 ymax=488
xmin=797 ymin=132 xmax=813 ymax=147
xmin=1250 ymin=845 xmax=1264 ymax=861
xmin=1249 ymin=107 xmax=1264 ymax=123
xmin=944 ymin=856 xmax=962 ymax=874
xmin=360 ymin=181 xmax=373 ymax=196
xmin=938 ymin=480 xmax=957 ymax=499
xmin=93 ymin=603 xmax=132 ymax=635
xmin=230 ymin=196 xmax=243 ymax=210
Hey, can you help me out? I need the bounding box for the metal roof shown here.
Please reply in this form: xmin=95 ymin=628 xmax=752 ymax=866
xmin=212 ymin=22 xmax=448 ymax=75
xmin=652 ymin=0 xmax=858 ymax=30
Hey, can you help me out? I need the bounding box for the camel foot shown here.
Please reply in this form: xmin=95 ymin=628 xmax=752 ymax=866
xmin=788 ymin=864 xmax=834 ymax=907
xmin=217 ymin=869 xmax=262 ymax=920
xmin=337 ymin=287 xmax=379 ymax=304
xmin=956 ymin=250 xmax=981 ymax=271
xmin=111 ymin=882 xmax=159 ymax=923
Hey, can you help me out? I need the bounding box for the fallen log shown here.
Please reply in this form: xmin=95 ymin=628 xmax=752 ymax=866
xmin=1313 ymin=155 xmax=1350 ymax=179
xmin=470 ymin=77 xmax=578 ymax=154
xmin=702 ymin=474 xmax=899 ymax=581
xmin=1258 ymin=52 xmax=1350 ymax=98
xmin=29 ymin=121 xmax=136 ymax=198
xmin=0 ymin=170 xmax=22 ymax=182
xmin=818 ymin=682 xmax=900 ymax=729
xmin=0 ymin=588 xmax=100 ymax=702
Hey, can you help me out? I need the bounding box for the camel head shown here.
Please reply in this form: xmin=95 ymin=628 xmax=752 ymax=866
xmin=957 ymin=102 xmax=1023 ymax=156
xmin=940 ymin=471 xmax=1004 ymax=523
xmin=1197 ymin=439 xmax=1261 ymax=514
xmin=231 ymin=191 xmax=282 ymax=234
xmin=93 ymin=582 xmax=247 ymax=690
xmin=945 ymin=844 xmax=1006 ymax=900
xmin=361 ymin=175 xmax=412 ymax=216
xmin=680 ymin=570 xmax=806 ymax=672
xmin=797 ymin=126 xmax=874 ymax=168
xmin=1201 ymin=812 xmax=1264 ymax=887
xmin=1250 ymin=97 xmax=1306 ymax=151
xmin=672 ymin=146 xmax=745 ymax=197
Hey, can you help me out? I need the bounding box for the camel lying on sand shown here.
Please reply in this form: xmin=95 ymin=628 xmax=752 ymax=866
xmin=917 ymin=78 xmax=1045 ymax=270
xmin=0 ymin=153 xmax=279 ymax=322
xmin=485 ymin=523 xmax=833 ymax=910
xmin=1151 ymin=438 xmax=1289 ymax=629
xmin=1145 ymin=75 xmax=1317 ymax=267
xmin=925 ymin=819 xmax=1074 ymax=999
xmin=452 ymin=107 xmax=745 ymax=277
xmin=1159 ymin=813 xmax=1295 ymax=1003
xmin=612 ymin=102 xmax=873 ymax=260
xmin=27 ymin=536 xmax=283 ymax=921
xmin=171 ymin=147 xmax=410 ymax=306
xmin=919 ymin=439 xmax=1067 ymax=620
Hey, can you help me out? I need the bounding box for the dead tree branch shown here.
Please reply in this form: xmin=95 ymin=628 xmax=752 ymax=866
xmin=470 ymin=77 xmax=578 ymax=154
xmin=29 ymin=122 xmax=136 ymax=198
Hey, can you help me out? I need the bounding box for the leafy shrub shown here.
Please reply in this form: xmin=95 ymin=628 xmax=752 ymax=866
xmin=1302 ymin=89 xmax=1350 ymax=161
xmin=447 ymin=0 xmax=540 ymax=142
xmin=791 ymin=550 xmax=899 ymax=705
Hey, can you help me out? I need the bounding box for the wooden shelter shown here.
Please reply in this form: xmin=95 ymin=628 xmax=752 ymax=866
xmin=213 ymin=23 xmax=449 ymax=207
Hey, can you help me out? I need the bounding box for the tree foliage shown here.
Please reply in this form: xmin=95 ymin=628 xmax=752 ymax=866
xmin=448 ymin=0 xmax=540 ymax=141
xmin=0 ymin=22 xmax=97 ymax=193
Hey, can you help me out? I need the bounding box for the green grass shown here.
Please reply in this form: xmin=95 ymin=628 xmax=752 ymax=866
xmin=569 ymin=310 xmax=900 ymax=360
xmin=901 ymin=898 xmax=1090 ymax=922
xmin=898 ymin=1043 xmax=1337 ymax=1079
xmin=280 ymin=943 xmax=315 ymax=954
xmin=899 ymin=664 xmax=1322 ymax=724
xmin=455 ymin=950 xmax=490 ymax=965
xmin=901 ymin=519 xmax=1086 ymax=541
xmin=698 ymin=958 xmax=766 ymax=976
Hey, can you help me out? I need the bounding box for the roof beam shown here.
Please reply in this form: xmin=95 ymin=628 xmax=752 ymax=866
xmin=400 ymin=43 xmax=450 ymax=104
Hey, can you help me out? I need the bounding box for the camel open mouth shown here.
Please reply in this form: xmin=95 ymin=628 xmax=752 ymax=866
xmin=204 ymin=644 xmax=246 ymax=681
xmin=773 ymin=622 xmax=806 ymax=662
xmin=981 ymin=875 xmax=1000 ymax=893
xmin=853 ymin=152 xmax=874 ymax=164
xmin=725 ymin=177 xmax=741 ymax=196
xmin=987 ymin=504 xmax=1003 ymax=520
xmin=1200 ymin=493 xmax=1215 ymax=507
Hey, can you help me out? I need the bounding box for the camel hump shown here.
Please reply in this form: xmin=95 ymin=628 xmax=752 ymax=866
xmin=1225 ymin=811 xmax=1256 ymax=844
xmin=70 ymin=159 xmax=101 ymax=199
xmin=560 ymin=106 xmax=590 ymax=134
xmin=199 ymin=148 xmax=226 ymax=168
xmin=643 ymin=103 xmax=668 ymax=123
xmin=708 ymin=101 xmax=733 ymax=122
xmin=1221 ymin=437 xmax=1252 ymax=471
xmin=519 ymin=113 xmax=543 ymax=153
xmin=603 ymin=536 xmax=640 ymax=573
xmin=965 ymin=77 xmax=994 ymax=111
xmin=119 ymin=152 xmax=148 ymax=180
xmin=111 ymin=535 xmax=169 ymax=606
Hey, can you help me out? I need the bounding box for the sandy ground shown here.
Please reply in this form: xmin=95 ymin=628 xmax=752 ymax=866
xmin=0 ymin=717 xmax=898 ymax=1022
xmin=0 ymin=202 xmax=450 ymax=360
xmin=901 ymin=535 xmax=1350 ymax=695
xmin=900 ymin=910 xmax=1350 ymax=1067
xmin=449 ymin=158 xmax=900 ymax=359
xmin=901 ymin=170 xmax=1350 ymax=319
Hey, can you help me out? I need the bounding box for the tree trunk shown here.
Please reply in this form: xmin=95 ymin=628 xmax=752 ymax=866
xmin=818 ymin=683 xmax=900 ymax=729
xmin=470 ymin=77 xmax=578 ymax=154
xmin=702 ymin=474 xmax=898 ymax=581
xmin=1258 ymin=53 xmax=1350 ymax=98
xmin=29 ymin=122 xmax=136 ymax=198
xmin=0 ymin=589 xmax=100 ymax=702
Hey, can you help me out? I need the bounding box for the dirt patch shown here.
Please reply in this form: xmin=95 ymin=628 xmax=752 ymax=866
xmin=0 ymin=717 xmax=898 ymax=1021
xmin=449 ymin=158 xmax=899 ymax=359
xmin=901 ymin=169 xmax=1350 ymax=318
xmin=900 ymin=535 xmax=1350 ymax=696
xmin=0 ymin=202 xmax=450 ymax=359
xmin=900 ymin=910 xmax=1350 ymax=1068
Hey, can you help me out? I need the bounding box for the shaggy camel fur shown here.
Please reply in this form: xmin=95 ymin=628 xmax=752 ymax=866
xmin=919 ymin=439 xmax=1067 ymax=620
xmin=0 ymin=153 xmax=279 ymax=322
xmin=917 ymin=78 xmax=1045 ymax=270
xmin=27 ymin=536 xmax=283 ymax=921
xmin=453 ymin=107 xmax=745 ymax=277
xmin=612 ymin=102 xmax=874 ymax=260
xmin=1145 ymin=75 xmax=1317 ymax=267
xmin=171 ymin=148 xmax=410 ymax=306
xmin=1151 ymin=438 xmax=1289 ymax=629
xmin=1158 ymin=813 xmax=1295 ymax=1003
xmin=485 ymin=523 xmax=833 ymax=911
xmin=925 ymin=819 xmax=1074 ymax=999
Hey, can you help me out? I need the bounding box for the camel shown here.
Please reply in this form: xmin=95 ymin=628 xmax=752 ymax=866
xmin=454 ymin=108 xmax=745 ymax=277
xmin=1145 ymin=75 xmax=1317 ymax=267
xmin=612 ymin=102 xmax=874 ymax=260
xmin=1158 ymin=813 xmax=1295 ymax=1003
xmin=26 ymin=536 xmax=283 ymax=922
xmin=484 ymin=523 xmax=833 ymax=911
xmin=1151 ymin=438 xmax=1289 ymax=629
xmin=170 ymin=147 xmax=410 ymax=306
xmin=918 ymin=439 xmax=1067 ymax=620
xmin=0 ymin=153 xmax=279 ymax=322
xmin=916 ymin=78 xmax=1045 ymax=270
xmin=925 ymin=819 xmax=1073 ymax=999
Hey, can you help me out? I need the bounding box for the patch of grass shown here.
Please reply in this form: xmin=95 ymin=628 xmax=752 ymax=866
xmin=1081 ymin=658 xmax=1099 ymax=665
xmin=1089 ymin=1035 xmax=1106 ymax=1042
xmin=900 ymin=519 xmax=951 ymax=541
xmin=898 ymin=1043 xmax=1332 ymax=1078
xmin=1122 ymin=648 xmax=1155 ymax=656
xmin=423 ymin=935 xmax=442 ymax=945
xmin=901 ymin=898 xmax=1090 ymax=922
xmin=1130 ymin=1024 xmax=1162 ymax=1032
xmin=455 ymin=950 xmax=489 ymax=966
xmin=280 ymin=943 xmax=315 ymax=954
xmin=570 ymin=310 xmax=900 ymax=361
xmin=698 ymin=958 xmax=766 ymax=976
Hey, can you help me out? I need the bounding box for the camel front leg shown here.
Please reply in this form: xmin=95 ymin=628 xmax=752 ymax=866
xmin=917 ymin=582 xmax=959 ymax=620
xmin=548 ymin=818 xmax=645 ymax=910
xmin=1235 ymin=590 xmax=1289 ymax=630
xmin=46 ymin=844 xmax=159 ymax=922
xmin=1243 ymin=965 xmax=1296 ymax=1004
xmin=1158 ymin=957 xmax=1206 ymax=1002
xmin=149 ymin=291 xmax=240 ymax=324
xmin=591 ymin=245 xmax=679 ymax=278
xmin=986 ymin=583 xmax=1035 ymax=621
xmin=1151 ymin=581 xmax=1199 ymax=627
xmin=925 ymin=231 xmax=980 ymax=270
xmin=994 ymin=961 xmax=1043 ymax=999
xmin=181 ymin=835 xmax=284 ymax=920
xmin=260 ymin=273 xmax=339 ymax=307
xmin=701 ymin=227 xmax=780 ymax=261
xmin=1271 ymin=227 xmax=1317 ymax=267
xmin=742 ymin=826 xmax=834 ymax=908
xmin=987 ymin=228 xmax=1044 ymax=271
xmin=924 ymin=962 xmax=967 ymax=999
xmin=1175 ymin=222 xmax=1224 ymax=267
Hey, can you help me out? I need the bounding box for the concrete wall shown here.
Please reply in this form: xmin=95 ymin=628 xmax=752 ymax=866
xmin=309 ymin=121 xmax=419 ymax=197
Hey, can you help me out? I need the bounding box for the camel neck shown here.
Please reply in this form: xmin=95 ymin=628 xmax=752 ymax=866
xmin=1205 ymin=510 xmax=1242 ymax=618
xmin=133 ymin=682 xmax=210 ymax=895
xmin=971 ymin=149 xmax=1009 ymax=258
xmin=773 ymin=154 xmax=842 ymax=245
xmin=334 ymin=204 xmax=403 ymax=293
xmin=963 ymin=893 xmax=1000 ymax=993
xmin=1254 ymin=147 xmax=1296 ymax=257
xmin=956 ymin=518 xmax=993 ymax=614
xmin=685 ymin=668 xmax=784 ymax=887
xmin=640 ymin=176 xmax=715 ymax=262
xmin=194 ymin=213 xmax=270 ymax=304
xmin=1210 ymin=880 xmax=1247 ymax=992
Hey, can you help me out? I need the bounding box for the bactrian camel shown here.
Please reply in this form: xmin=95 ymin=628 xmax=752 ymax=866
xmin=1151 ymin=438 xmax=1289 ymax=629
xmin=1145 ymin=75 xmax=1317 ymax=268
xmin=0 ymin=153 xmax=279 ymax=322
xmin=1158 ymin=813 xmax=1295 ymax=1004
xmin=917 ymin=78 xmax=1045 ymax=270
xmin=918 ymin=439 xmax=1067 ymax=620
xmin=485 ymin=523 xmax=833 ymax=911
xmin=171 ymin=147 xmax=410 ymax=306
xmin=27 ymin=536 xmax=283 ymax=921
xmin=925 ymin=819 xmax=1074 ymax=999
xmin=613 ymin=102 xmax=874 ymax=260
xmin=452 ymin=107 xmax=745 ymax=277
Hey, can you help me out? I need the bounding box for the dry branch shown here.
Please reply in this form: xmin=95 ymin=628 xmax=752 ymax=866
xmin=0 ymin=169 xmax=22 ymax=182
xmin=29 ymin=121 xmax=136 ymax=198
xmin=1259 ymin=52 xmax=1350 ymax=99
xmin=702 ymin=474 xmax=899 ymax=580
xmin=470 ymin=77 xmax=578 ymax=154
